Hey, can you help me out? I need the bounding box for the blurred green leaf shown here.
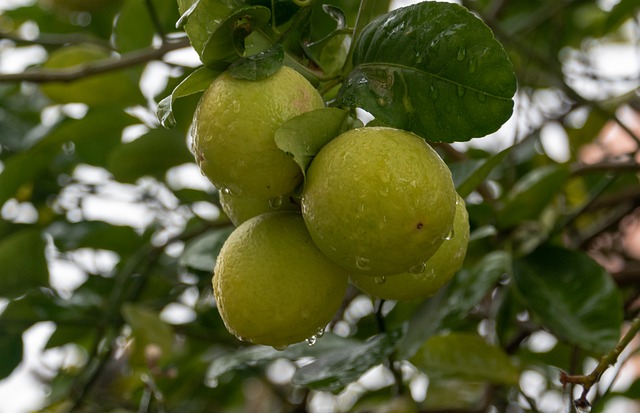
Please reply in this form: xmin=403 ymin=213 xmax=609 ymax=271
xmin=0 ymin=229 xmax=49 ymax=299
xmin=122 ymin=303 xmax=174 ymax=358
xmin=512 ymin=246 xmax=623 ymax=354
xmin=454 ymin=147 xmax=511 ymax=197
xmin=180 ymin=226 xmax=234 ymax=272
xmin=292 ymin=328 xmax=405 ymax=392
xmin=157 ymin=66 xmax=220 ymax=128
xmin=398 ymin=251 xmax=509 ymax=359
xmin=47 ymin=220 xmax=141 ymax=255
xmin=338 ymin=2 xmax=516 ymax=142
xmin=0 ymin=330 xmax=23 ymax=379
xmin=115 ymin=0 xmax=179 ymax=53
xmin=411 ymin=333 xmax=519 ymax=385
xmin=107 ymin=128 xmax=193 ymax=183
xmin=274 ymin=108 xmax=349 ymax=176
xmin=498 ymin=164 xmax=570 ymax=228
xmin=604 ymin=0 xmax=639 ymax=33
xmin=423 ymin=379 xmax=487 ymax=411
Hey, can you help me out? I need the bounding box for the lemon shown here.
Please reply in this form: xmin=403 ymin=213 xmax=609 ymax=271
xmin=192 ymin=66 xmax=324 ymax=198
xmin=350 ymin=194 xmax=469 ymax=300
xmin=302 ymin=127 xmax=456 ymax=276
xmin=219 ymin=191 xmax=300 ymax=227
xmin=213 ymin=212 xmax=349 ymax=348
xmin=40 ymin=44 xmax=140 ymax=107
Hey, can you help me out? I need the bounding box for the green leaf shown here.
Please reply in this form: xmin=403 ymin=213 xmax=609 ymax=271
xmin=47 ymin=220 xmax=142 ymax=255
xmin=228 ymin=44 xmax=284 ymax=80
xmin=107 ymin=128 xmax=193 ymax=183
xmin=338 ymin=2 xmax=516 ymax=143
xmin=274 ymin=108 xmax=348 ymax=176
xmin=291 ymin=328 xmax=405 ymax=392
xmin=208 ymin=333 xmax=356 ymax=382
xmin=604 ymin=0 xmax=640 ymax=33
xmin=121 ymin=303 xmax=174 ymax=358
xmin=0 ymin=331 xmax=23 ymax=379
xmin=411 ymin=333 xmax=519 ymax=385
xmin=180 ymin=226 xmax=234 ymax=272
xmin=397 ymin=251 xmax=509 ymax=359
xmin=512 ymin=245 xmax=623 ymax=354
xmin=177 ymin=0 xmax=236 ymax=60
xmin=423 ymin=380 xmax=487 ymax=411
xmin=0 ymin=229 xmax=49 ymax=299
xmin=454 ymin=147 xmax=511 ymax=198
xmin=498 ymin=164 xmax=570 ymax=228
xmin=201 ymin=6 xmax=271 ymax=67
xmin=157 ymin=66 xmax=220 ymax=128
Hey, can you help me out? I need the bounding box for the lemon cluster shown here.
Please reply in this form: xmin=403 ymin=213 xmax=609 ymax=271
xmin=193 ymin=67 xmax=469 ymax=348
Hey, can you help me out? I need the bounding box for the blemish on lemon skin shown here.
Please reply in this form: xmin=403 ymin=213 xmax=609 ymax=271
xmin=416 ymin=222 xmax=423 ymax=229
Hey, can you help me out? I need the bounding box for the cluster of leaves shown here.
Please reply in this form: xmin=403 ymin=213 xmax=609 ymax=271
xmin=0 ymin=0 xmax=639 ymax=412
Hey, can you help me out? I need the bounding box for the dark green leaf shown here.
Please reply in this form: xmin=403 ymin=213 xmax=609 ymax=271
xmin=338 ymin=2 xmax=516 ymax=142
xmin=274 ymin=108 xmax=348 ymax=176
xmin=604 ymin=0 xmax=640 ymax=33
xmin=411 ymin=333 xmax=519 ymax=385
xmin=498 ymin=165 xmax=570 ymax=228
xmin=0 ymin=229 xmax=49 ymax=298
xmin=512 ymin=246 xmax=623 ymax=354
xmin=201 ymin=6 xmax=271 ymax=67
xmin=177 ymin=0 xmax=236 ymax=60
xmin=397 ymin=251 xmax=509 ymax=359
xmin=157 ymin=66 xmax=220 ymax=128
xmin=107 ymin=128 xmax=193 ymax=183
xmin=180 ymin=226 xmax=234 ymax=272
xmin=47 ymin=220 xmax=142 ymax=255
xmin=0 ymin=331 xmax=23 ymax=379
xmin=228 ymin=44 xmax=284 ymax=80
xmin=292 ymin=328 xmax=405 ymax=392
xmin=454 ymin=147 xmax=511 ymax=198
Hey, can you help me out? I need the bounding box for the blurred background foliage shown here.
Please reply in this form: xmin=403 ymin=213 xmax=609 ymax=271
xmin=0 ymin=0 xmax=639 ymax=412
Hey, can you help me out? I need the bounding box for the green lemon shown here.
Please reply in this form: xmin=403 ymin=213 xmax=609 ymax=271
xmin=40 ymin=44 xmax=140 ymax=107
xmin=302 ymin=126 xmax=456 ymax=276
xmin=192 ymin=66 xmax=324 ymax=198
xmin=350 ymin=194 xmax=469 ymax=301
xmin=219 ymin=191 xmax=301 ymax=227
xmin=213 ymin=212 xmax=349 ymax=348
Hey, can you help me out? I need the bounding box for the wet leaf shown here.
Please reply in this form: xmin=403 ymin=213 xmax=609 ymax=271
xmin=274 ymin=108 xmax=349 ymax=176
xmin=338 ymin=2 xmax=516 ymax=142
xmin=512 ymin=245 xmax=623 ymax=354
xmin=292 ymin=328 xmax=405 ymax=392
xmin=228 ymin=44 xmax=284 ymax=80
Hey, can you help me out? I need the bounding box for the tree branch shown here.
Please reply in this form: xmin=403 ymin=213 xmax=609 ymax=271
xmin=0 ymin=36 xmax=190 ymax=84
xmin=0 ymin=31 xmax=112 ymax=49
xmin=560 ymin=316 xmax=640 ymax=410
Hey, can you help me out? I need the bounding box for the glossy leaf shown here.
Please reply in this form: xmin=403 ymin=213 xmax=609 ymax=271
xmin=292 ymin=328 xmax=405 ymax=392
xmin=157 ymin=66 xmax=220 ymax=128
xmin=176 ymin=0 xmax=235 ymax=59
xmin=0 ymin=331 xmax=23 ymax=379
xmin=411 ymin=333 xmax=519 ymax=385
xmin=107 ymin=128 xmax=193 ymax=183
xmin=274 ymin=108 xmax=349 ymax=176
xmin=228 ymin=44 xmax=284 ymax=80
xmin=201 ymin=6 xmax=271 ymax=67
xmin=512 ymin=245 xmax=623 ymax=354
xmin=498 ymin=165 xmax=570 ymax=228
xmin=0 ymin=229 xmax=49 ymax=299
xmin=338 ymin=2 xmax=516 ymax=142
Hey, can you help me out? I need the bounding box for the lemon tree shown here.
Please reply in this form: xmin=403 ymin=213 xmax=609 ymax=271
xmin=213 ymin=212 xmax=349 ymax=348
xmin=302 ymin=127 xmax=457 ymax=276
xmin=350 ymin=194 xmax=469 ymax=301
xmin=192 ymin=66 xmax=324 ymax=198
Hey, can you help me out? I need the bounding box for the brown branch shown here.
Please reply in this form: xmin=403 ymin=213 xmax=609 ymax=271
xmin=0 ymin=36 xmax=191 ymax=84
xmin=0 ymin=31 xmax=112 ymax=49
xmin=560 ymin=316 xmax=640 ymax=410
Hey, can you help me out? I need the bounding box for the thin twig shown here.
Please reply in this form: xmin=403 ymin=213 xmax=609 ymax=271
xmin=144 ymin=0 xmax=166 ymax=42
xmin=0 ymin=37 xmax=190 ymax=84
xmin=0 ymin=31 xmax=112 ymax=49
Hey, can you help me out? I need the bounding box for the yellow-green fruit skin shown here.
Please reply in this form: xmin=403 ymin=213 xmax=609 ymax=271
xmin=192 ymin=67 xmax=324 ymax=198
xmin=213 ymin=212 xmax=349 ymax=348
xmin=302 ymin=127 xmax=456 ymax=276
xmin=350 ymin=195 xmax=469 ymax=301
xmin=219 ymin=191 xmax=301 ymax=227
xmin=40 ymin=44 xmax=138 ymax=107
